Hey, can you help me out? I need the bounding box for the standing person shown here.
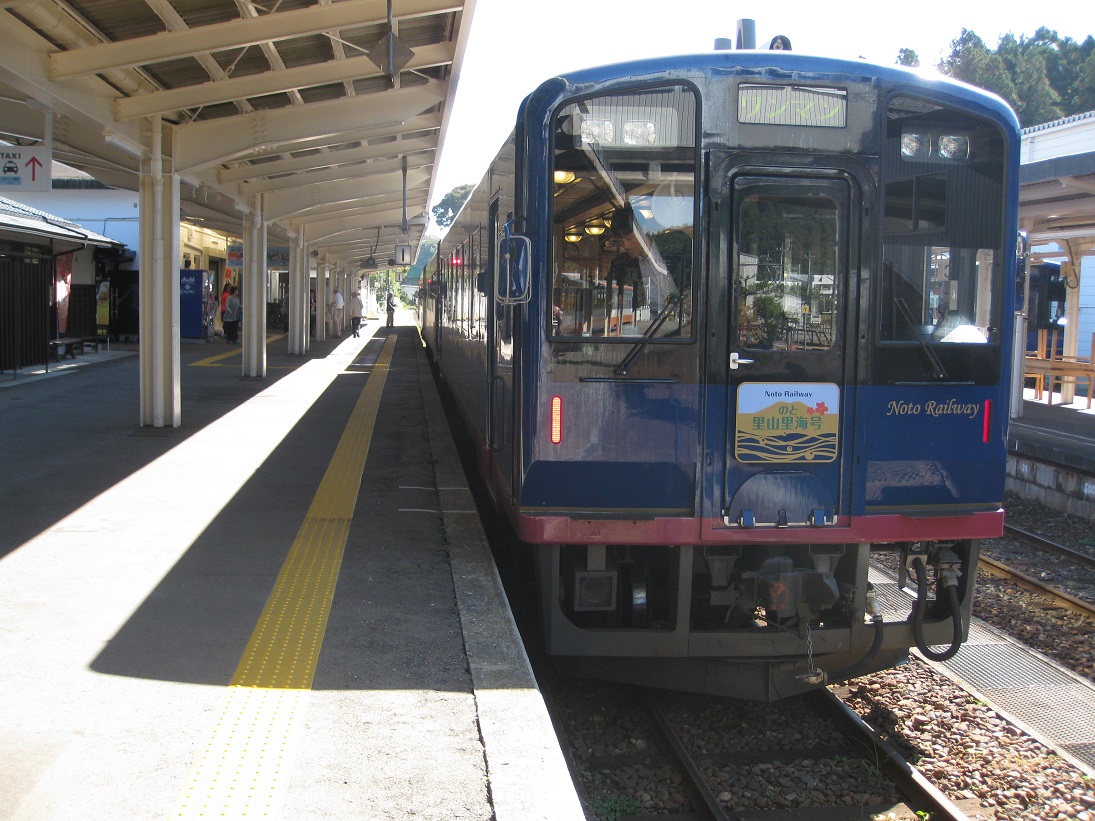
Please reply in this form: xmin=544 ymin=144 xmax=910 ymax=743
xmin=222 ymin=286 xmax=241 ymax=344
xmin=385 ymin=290 xmax=397 ymax=328
xmin=309 ymin=289 xmax=317 ymax=337
xmin=329 ymin=286 xmax=344 ymax=337
xmin=219 ymin=282 xmax=232 ymax=336
xmin=349 ymin=289 xmax=364 ymax=338
xmin=608 ymin=205 xmax=676 ymax=333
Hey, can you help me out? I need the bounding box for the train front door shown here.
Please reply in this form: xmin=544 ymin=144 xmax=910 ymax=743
xmin=707 ymin=162 xmax=861 ymax=530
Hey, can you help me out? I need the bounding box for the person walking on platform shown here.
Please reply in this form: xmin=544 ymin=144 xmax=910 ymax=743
xmin=329 ymin=286 xmax=344 ymax=338
xmin=222 ymin=286 xmax=241 ymax=344
xmin=385 ymin=290 xmax=397 ymax=328
xmin=219 ymin=283 xmax=231 ymax=336
xmin=349 ymin=290 xmax=364 ymax=338
xmin=309 ymin=289 xmax=317 ymax=337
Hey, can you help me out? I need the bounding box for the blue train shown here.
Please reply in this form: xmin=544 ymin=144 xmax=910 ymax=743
xmin=422 ymin=47 xmax=1021 ymax=700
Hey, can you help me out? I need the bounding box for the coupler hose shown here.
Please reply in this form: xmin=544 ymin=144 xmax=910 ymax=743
xmin=823 ymin=612 xmax=885 ymax=683
xmin=911 ymin=555 xmax=964 ymax=662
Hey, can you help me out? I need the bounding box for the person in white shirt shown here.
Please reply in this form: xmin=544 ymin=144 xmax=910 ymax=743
xmin=329 ymin=286 xmax=345 ymax=337
xmin=349 ymin=290 xmax=364 ymax=337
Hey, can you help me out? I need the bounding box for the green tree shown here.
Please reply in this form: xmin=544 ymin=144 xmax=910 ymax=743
xmin=938 ymin=29 xmax=990 ymax=84
xmin=416 ymin=238 xmax=439 ymax=269
xmin=1062 ymin=35 xmax=1095 ymax=111
xmin=1073 ymin=52 xmax=1095 ymax=113
xmin=976 ymin=51 xmax=1020 ymax=110
xmin=1014 ymin=50 xmax=1063 ymax=125
xmin=896 ymin=48 xmax=919 ymax=68
xmin=431 ymin=184 xmax=474 ymax=229
xmin=935 ymin=26 xmax=1093 ymax=126
xmin=751 ymin=294 xmax=790 ymax=349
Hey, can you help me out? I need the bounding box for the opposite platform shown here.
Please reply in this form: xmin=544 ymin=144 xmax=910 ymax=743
xmin=0 ymin=317 xmax=583 ymax=821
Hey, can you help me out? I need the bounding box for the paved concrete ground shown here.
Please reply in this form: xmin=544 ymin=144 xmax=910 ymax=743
xmin=0 ymin=316 xmax=584 ymax=820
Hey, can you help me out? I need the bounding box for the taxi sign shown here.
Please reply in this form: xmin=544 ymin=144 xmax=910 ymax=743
xmin=0 ymin=146 xmax=52 ymax=192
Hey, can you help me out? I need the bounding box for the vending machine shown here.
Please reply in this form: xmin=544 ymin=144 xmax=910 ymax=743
xmin=180 ymin=268 xmax=214 ymax=339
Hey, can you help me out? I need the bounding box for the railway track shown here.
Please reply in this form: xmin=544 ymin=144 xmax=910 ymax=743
xmin=548 ymin=675 xmax=968 ymax=821
xmin=979 ymin=553 xmax=1095 ymax=621
xmin=1002 ymin=523 xmax=1095 ymax=572
xmin=982 ymin=523 xmax=1095 ymax=622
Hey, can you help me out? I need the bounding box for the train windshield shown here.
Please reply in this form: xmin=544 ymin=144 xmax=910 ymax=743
xmin=877 ymin=95 xmax=1008 ymax=382
xmin=549 ymin=84 xmax=697 ymax=342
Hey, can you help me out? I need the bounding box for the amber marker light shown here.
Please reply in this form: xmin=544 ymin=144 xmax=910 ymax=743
xmin=550 ymin=396 xmax=563 ymax=444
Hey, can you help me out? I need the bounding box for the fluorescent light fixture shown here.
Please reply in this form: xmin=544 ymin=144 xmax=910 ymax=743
xmin=104 ymin=133 xmax=143 ymax=158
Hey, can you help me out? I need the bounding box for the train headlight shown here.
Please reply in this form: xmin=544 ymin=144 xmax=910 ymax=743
xmin=900 ymin=132 xmax=931 ymax=159
xmin=623 ymin=120 xmax=657 ymax=145
xmin=581 ymin=118 xmax=614 ymax=144
xmin=937 ymin=134 xmax=970 ymax=159
xmin=573 ymin=571 xmax=618 ymax=611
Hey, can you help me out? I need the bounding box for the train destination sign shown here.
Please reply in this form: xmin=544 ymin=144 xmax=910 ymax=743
xmin=737 ymin=84 xmax=847 ymax=128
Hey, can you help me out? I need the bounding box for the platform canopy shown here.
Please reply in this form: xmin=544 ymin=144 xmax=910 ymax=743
xmin=0 ymin=0 xmax=476 ymax=268
xmin=1019 ymin=112 xmax=1095 ymax=264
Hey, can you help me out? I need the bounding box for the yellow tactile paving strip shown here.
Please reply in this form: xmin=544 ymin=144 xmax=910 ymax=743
xmin=191 ymin=334 xmax=288 ymax=367
xmin=172 ymin=334 xmax=396 ymax=819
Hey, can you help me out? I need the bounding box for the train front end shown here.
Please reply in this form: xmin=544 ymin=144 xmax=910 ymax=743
xmin=500 ymin=53 xmax=1019 ymax=700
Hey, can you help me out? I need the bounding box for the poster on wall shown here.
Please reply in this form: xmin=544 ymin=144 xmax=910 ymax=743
xmin=226 ymin=242 xmax=242 ymax=290
xmin=96 ymin=279 xmax=110 ymax=335
xmin=54 ymin=252 xmax=73 ymax=335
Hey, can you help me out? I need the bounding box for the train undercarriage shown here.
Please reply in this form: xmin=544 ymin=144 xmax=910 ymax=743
xmin=538 ymin=539 xmax=980 ymax=701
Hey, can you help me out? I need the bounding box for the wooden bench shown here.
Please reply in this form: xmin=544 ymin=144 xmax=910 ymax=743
xmin=1024 ymin=330 xmax=1094 ymax=408
xmin=1024 ymin=357 xmax=1094 ymax=408
xmin=48 ymin=336 xmax=100 ymax=362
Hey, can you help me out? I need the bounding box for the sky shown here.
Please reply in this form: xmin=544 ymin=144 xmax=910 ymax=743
xmin=427 ymin=0 xmax=1089 ymax=219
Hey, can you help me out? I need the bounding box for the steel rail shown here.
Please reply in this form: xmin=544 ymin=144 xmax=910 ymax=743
xmin=1003 ymin=523 xmax=1095 ymax=571
xmin=979 ymin=554 xmax=1095 ymax=621
xmin=641 ymin=691 xmax=730 ymax=821
xmin=808 ymin=690 xmax=971 ymax=821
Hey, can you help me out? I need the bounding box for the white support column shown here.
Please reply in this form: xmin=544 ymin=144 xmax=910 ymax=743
xmin=287 ymin=232 xmax=307 ymax=355
xmin=138 ymin=116 xmax=182 ymax=428
xmin=242 ymin=193 xmax=267 ymax=378
xmin=316 ymin=258 xmax=328 ymax=342
xmin=1060 ymin=252 xmax=1081 ymax=404
xmin=304 ymin=247 xmax=314 ymax=352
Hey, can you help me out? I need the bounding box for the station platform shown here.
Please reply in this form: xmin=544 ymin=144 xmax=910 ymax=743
xmin=0 ymin=316 xmax=585 ymax=821
xmin=1007 ymin=389 xmax=1095 ymax=521
xmin=1009 ymin=390 xmax=1095 ymax=474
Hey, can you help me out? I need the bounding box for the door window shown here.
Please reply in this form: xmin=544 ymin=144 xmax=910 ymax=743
xmin=734 ymin=180 xmax=843 ymax=352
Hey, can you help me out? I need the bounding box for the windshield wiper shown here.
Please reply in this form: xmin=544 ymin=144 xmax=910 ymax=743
xmin=895 ymin=297 xmax=948 ymax=380
xmin=614 ymin=294 xmax=682 ymax=375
